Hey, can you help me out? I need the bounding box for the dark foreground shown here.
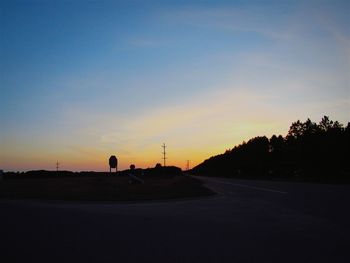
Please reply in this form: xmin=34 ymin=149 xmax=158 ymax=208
xmin=1 ymin=176 xmax=350 ymax=263
xmin=0 ymin=175 xmax=212 ymax=201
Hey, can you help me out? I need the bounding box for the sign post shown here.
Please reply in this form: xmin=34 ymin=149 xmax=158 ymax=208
xmin=109 ymin=156 xmax=118 ymax=174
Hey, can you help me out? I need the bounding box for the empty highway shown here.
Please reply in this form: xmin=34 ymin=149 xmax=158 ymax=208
xmin=1 ymin=176 xmax=350 ymax=263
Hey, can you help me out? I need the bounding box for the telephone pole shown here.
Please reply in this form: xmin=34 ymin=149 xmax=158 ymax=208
xmin=186 ymin=160 xmax=190 ymax=171
xmin=162 ymin=143 xmax=167 ymax=167
xmin=56 ymin=161 xmax=60 ymax=172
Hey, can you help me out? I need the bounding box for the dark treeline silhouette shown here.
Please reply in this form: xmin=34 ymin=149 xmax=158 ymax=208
xmin=4 ymin=165 xmax=183 ymax=179
xmin=192 ymin=116 xmax=350 ymax=181
xmin=3 ymin=170 xmax=105 ymax=179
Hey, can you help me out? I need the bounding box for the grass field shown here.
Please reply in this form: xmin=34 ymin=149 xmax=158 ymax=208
xmin=0 ymin=175 xmax=214 ymax=201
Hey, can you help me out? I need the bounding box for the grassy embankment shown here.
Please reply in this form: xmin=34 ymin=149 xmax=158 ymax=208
xmin=0 ymin=172 xmax=214 ymax=201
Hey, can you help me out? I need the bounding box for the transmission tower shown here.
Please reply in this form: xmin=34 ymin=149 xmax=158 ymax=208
xmin=162 ymin=143 xmax=167 ymax=167
xmin=186 ymin=160 xmax=190 ymax=171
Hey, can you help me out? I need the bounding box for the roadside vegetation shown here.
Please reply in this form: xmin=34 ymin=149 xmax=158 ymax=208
xmin=0 ymin=167 xmax=214 ymax=201
xmin=192 ymin=116 xmax=349 ymax=183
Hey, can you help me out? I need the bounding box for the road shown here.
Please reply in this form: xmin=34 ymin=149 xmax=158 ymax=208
xmin=1 ymin=176 xmax=350 ymax=263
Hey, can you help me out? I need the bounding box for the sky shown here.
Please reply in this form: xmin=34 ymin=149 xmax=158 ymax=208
xmin=0 ymin=0 xmax=349 ymax=172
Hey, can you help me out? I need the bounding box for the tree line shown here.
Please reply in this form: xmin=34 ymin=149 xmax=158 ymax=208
xmin=191 ymin=116 xmax=349 ymax=181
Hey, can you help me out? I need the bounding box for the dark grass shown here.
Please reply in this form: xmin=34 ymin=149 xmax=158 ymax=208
xmin=0 ymin=175 xmax=214 ymax=201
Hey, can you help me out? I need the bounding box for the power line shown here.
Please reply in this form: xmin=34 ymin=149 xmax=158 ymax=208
xmin=162 ymin=143 xmax=167 ymax=167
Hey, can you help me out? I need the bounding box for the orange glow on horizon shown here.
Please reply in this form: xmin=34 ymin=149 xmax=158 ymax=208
xmin=0 ymin=143 xmax=220 ymax=172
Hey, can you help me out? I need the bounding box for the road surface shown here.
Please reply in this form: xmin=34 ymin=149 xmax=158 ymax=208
xmin=1 ymin=176 xmax=350 ymax=263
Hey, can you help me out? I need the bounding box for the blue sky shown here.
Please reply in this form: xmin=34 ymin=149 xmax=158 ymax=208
xmin=1 ymin=0 xmax=349 ymax=171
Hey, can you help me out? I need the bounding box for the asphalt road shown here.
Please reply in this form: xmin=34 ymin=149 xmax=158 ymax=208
xmin=1 ymin=176 xmax=350 ymax=263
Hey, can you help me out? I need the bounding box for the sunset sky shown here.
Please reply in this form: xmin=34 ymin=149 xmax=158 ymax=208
xmin=1 ymin=0 xmax=349 ymax=171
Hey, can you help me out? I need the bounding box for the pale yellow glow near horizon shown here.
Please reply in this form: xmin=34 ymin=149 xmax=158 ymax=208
xmin=1 ymin=88 xmax=296 ymax=172
xmin=1 ymin=86 xmax=347 ymax=172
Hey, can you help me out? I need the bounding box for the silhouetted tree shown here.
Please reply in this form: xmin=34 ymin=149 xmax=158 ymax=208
xmin=319 ymin=116 xmax=333 ymax=132
xmin=269 ymin=135 xmax=284 ymax=153
xmin=192 ymin=117 xmax=349 ymax=181
xmin=287 ymin=120 xmax=304 ymax=139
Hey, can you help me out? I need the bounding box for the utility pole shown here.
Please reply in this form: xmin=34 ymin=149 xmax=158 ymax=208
xmin=186 ymin=160 xmax=190 ymax=171
xmin=162 ymin=143 xmax=167 ymax=167
xmin=56 ymin=161 xmax=60 ymax=173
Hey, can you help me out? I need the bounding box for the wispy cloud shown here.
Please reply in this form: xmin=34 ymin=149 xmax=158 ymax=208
xmin=160 ymin=1 xmax=350 ymax=47
xmin=160 ymin=6 xmax=296 ymax=40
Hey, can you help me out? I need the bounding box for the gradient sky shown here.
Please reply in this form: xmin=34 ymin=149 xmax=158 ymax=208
xmin=1 ymin=0 xmax=349 ymax=171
